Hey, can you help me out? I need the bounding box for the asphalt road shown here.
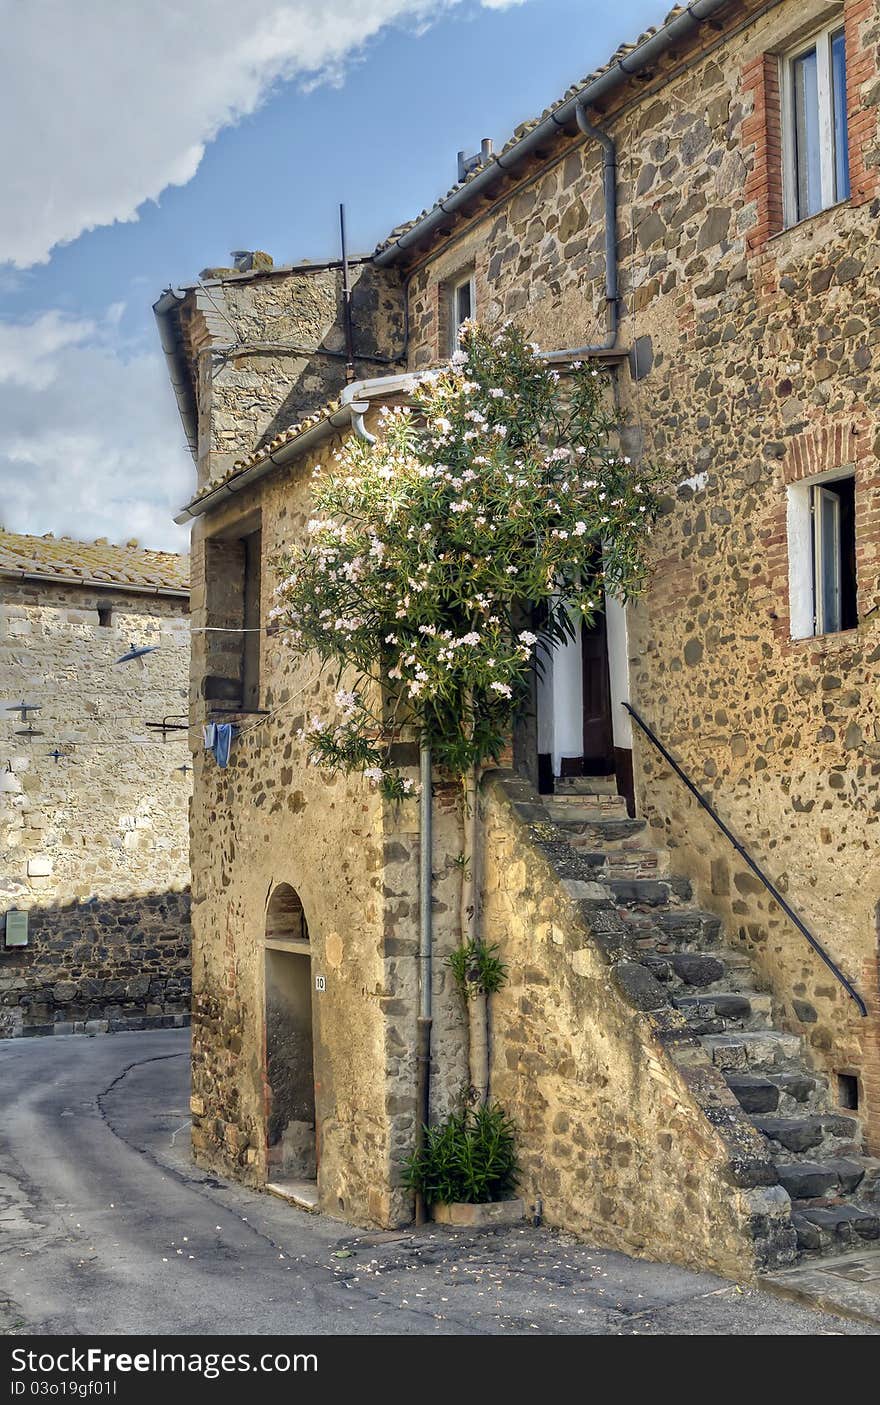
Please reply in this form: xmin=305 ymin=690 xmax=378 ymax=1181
xmin=0 ymin=1029 xmax=875 ymax=1337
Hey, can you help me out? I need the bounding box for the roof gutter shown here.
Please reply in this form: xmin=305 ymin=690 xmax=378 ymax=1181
xmin=373 ymin=0 xmax=732 ymax=268
xmin=539 ymin=109 xmax=619 ymax=363
xmin=153 ymin=289 xmax=199 ymax=460
xmin=173 ymin=404 xmax=357 ymax=523
xmin=1 ymin=568 xmax=189 ymax=600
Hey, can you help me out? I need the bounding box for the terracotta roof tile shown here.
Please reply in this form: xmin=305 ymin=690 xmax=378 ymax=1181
xmin=189 ymin=398 xmax=344 ymax=506
xmin=0 ymin=531 xmax=189 ymax=594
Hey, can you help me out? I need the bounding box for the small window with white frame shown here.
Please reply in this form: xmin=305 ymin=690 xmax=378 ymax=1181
xmin=787 ymin=470 xmax=857 ymax=637
xmin=782 ymin=20 xmax=850 ymax=226
xmin=448 ymin=270 xmax=476 ymax=354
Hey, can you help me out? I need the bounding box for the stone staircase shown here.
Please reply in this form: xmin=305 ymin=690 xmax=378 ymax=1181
xmin=547 ymin=777 xmax=880 ymax=1262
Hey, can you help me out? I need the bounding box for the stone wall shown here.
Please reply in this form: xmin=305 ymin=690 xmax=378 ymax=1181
xmin=0 ymin=577 xmax=192 ymax=1036
xmin=179 ymin=260 xmax=405 ymax=490
xmin=178 ymin=0 xmax=880 ymax=1247
xmin=482 ymin=770 xmax=794 ymax=1277
xmin=399 ymin=0 xmax=880 ymax=1146
xmin=187 ymin=419 xmax=468 ymax=1226
xmin=0 ymin=891 xmax=191 ymax=1038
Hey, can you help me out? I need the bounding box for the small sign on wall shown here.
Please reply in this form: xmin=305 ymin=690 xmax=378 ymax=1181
xmin=315 ymin=975 xmax=326 ymax=992
xmin=4 ymin=911 xmax=28 ymax=948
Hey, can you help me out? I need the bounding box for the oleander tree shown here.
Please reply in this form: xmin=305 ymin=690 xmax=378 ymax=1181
xmin=272 ymin=321 xmax=661 ymax=1103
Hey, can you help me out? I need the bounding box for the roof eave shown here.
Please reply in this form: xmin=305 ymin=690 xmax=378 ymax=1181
xmin=153 ymin=289 xmax=199 ymax=462
xmin=374 ymin=0 xmax=733 ymax=267
xmin=174 ymin=403 xmax=358 ymax=524
xmin=1 ymin=567 xmax=189 ymax=599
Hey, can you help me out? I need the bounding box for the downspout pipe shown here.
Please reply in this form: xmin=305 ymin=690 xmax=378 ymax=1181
xmin=539 ymin=108 xmax=619 ymax=365
xmin=414 ymin=741 xmax=433 ymax=1225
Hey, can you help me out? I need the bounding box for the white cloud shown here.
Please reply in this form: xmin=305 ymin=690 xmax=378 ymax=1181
xmin=0 ymin=311 xmax=191 ymax=552
xmin=0 ymin=0 xmax=527 ymax=269
xmin=0 ymin=312 xmax=96 ymax=390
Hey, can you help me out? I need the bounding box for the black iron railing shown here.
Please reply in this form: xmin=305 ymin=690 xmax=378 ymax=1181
xmin=622 ymin=701 xmax=867 ymax=1018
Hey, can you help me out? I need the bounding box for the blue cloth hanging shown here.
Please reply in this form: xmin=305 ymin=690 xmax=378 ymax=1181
xmin=212 ymin=723 xmax=233 ymax=769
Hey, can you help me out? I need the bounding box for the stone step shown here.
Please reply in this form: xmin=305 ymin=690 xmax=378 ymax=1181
xmin=576 ymin=849 xmax=667 ymax=881
xmin=701 ymin=1029 xmax=802 ymax=1070
xmin=266 ymin=1178 xmax=319 ymax=1212
xmin=668 ymin=951 xmax=726 ymax=986
xmin=673 ymin=991 xmax=773 ymax=1029
xmin=554 ymin=776 xmax=619 ymax=795
xmin=726 ymin=1069 xmax=825 ymax=1115
xmin=668 ymin=951 xmax=762 ymax=996
xmin=623 ymin=908 xmax=723 ymax=949
xmin=548 ymin=816 xmax=648 ymax=848
xmin=752 ymin=1113 xmax=859 ymax=1156
xmin=775 ymin=1157 xmax=867 ymax=1200
xmin=544 ymin=796 xmax=629 ymax=822
xmin=793 ymin=1204 xmax=880 ymax=1255
xmin=608 ymin=876 xmax=693 ymax=909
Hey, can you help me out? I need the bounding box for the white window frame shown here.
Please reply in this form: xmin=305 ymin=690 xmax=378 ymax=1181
xmin=781 ymin=19 xmax=849 ymax=227
xmin=448 ymin=270 xmax=476 ymax=354
xmin=812 ymin=483 xmax=842 ymax=635
xmin=787 ymin=467 xmax=855 ymax=638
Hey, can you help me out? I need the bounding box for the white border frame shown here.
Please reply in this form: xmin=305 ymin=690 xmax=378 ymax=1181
xmin=786 ymin=464 xmax=855 ymax=638
xmin=448 ymin=271 xmax=476 ymax=354
xmin=781 ymin=19 xmax=848 ymax=227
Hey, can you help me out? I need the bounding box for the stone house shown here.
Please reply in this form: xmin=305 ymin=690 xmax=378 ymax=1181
xmin=158 ymin=0 xmax=880 ymax=1278
xmin=0 ymin=531 xmax=192 ymax=1037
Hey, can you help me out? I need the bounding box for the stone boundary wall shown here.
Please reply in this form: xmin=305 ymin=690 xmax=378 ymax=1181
xmin=0 ymin=890 xmax=191 ymax=1038
xmin=1 ymin=574 xmax=192 ymax=1040
xmin=481 ymin=770 xmax=795 ymax=1278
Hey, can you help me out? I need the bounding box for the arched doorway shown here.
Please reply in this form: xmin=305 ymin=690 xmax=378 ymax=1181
xmin=264 ymin=884 xmax=317 ymax=1186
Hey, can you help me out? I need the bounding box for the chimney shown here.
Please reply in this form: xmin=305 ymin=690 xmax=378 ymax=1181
xmin=230 ymin=250 xmax=274 ymax=273
xmin=457 ymin=138 xmax=494 ymax=183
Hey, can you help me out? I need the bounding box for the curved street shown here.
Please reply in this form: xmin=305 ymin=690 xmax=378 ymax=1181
xmin=0 ymin=1029 xmax=875 ymax=1337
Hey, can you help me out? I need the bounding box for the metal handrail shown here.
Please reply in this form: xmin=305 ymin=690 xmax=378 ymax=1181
xmin=622 ymin=701 xmax=867 ymax=1017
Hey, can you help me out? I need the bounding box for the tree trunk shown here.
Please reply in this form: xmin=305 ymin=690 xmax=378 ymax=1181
xmin=461 ymin=763 xmax=489 ymax=1105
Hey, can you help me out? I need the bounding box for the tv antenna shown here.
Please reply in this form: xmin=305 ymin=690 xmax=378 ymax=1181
xmin=115 ymin=643 xmax=159 ymax=666
xmin=6 ymin=701 xmax=41 ymax=722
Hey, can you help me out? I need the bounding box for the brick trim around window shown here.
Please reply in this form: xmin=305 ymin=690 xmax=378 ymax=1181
xmin=843 ymin=0 xmax=880 ymax=206
xmin=743 ymin=53 xmax=784 ymax=255
xmin=743 ymin=1 xmax=880 ymax=255
xmin=751 ymin=419 xmax=880 ymax=642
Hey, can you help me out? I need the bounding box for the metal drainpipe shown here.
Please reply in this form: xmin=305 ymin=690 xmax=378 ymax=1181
xmin=540 ymin=107 xmax=619 ymax=365
xmin=414 ymin=740 xmax=433 ymax=1225
xmin=350 ymin=401 xmax=375 ymax=445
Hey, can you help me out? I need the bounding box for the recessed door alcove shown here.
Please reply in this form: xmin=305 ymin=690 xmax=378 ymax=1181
xmin=264 ymin=883 xmax=317 ymax=1188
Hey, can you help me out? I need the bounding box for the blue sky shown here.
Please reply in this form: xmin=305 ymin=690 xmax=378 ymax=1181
xmin=0 ymin=0 xmax=665 ymax=550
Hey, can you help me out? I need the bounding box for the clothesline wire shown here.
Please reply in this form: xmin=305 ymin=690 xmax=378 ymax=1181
xmin=5 ymin=736 xmax=189 ymax=747
xmin=3 ymin=673 xmax=324 ymax=759
xmin=233 ymin=671 xmax=324 ymax=739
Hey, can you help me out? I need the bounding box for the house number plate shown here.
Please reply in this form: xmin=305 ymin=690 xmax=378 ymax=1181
xmin=315 ymin=975 xmax=326 ymax=992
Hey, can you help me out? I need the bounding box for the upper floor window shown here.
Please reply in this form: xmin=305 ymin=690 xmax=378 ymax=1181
xmin=782 ymin=22 xmax=850 ymax=225
xmin=448 ymin=270 xmax=475 ymax=354
xmin=203 ymin=518 xmax=262 ymax=710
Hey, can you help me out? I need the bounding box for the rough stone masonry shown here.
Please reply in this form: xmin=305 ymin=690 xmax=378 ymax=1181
xmin=157 ymin=0 xmax=880 ymax=1279
xmin=0 ymin=532 xmax=192 ymax=1037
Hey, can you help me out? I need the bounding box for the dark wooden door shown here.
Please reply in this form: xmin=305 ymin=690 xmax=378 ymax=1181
xmin=582 ymin=611 xmax=615 ymax=775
